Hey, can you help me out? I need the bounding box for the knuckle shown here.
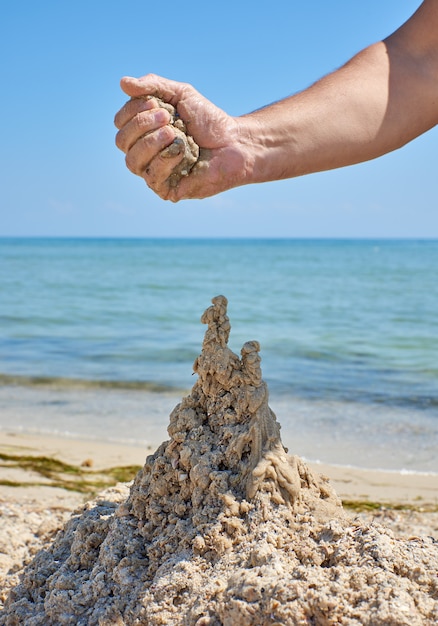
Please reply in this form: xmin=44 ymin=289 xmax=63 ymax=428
xmin=158 ymin=124 xmax=175 ymax=144
xmin=125 ymin=152 xmax=141 ymax=175
xmin=114 ymin=100 xmax=135 ymax=129
xmin=115 ymin=130 xmax=126 ymax=151
xmin=135 ymin=112 xmax=154 ymax=134
xmin=114 ymin=110 xmax=124 ymax=130
xmin=180 ymin=81 xmax=196 ymax=99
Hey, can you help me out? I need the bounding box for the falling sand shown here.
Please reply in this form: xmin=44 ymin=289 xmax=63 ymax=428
xmin=2 ymin=296 xmax=437 ymax=625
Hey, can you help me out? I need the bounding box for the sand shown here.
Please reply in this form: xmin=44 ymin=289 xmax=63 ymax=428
xmin=141 ymin=96 xmax=199 ymax=188
xmin=1 ymin=431 xmax=437 ymax=512
xmin=1 ymin=433 xmax=437 ymax=616
xmin=1 ymin=296 xmax=437 ymax=624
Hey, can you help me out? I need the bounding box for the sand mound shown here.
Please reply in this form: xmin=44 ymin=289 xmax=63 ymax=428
xmin=2 ymin=296 xmax=437 ymax=625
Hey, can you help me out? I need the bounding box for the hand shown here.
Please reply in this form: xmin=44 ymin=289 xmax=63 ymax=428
xmin=114 ymin=74 xmax=250 ymax=201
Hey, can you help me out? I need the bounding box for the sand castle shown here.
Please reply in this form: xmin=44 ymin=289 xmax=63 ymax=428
xmin=2 ymin=296 xmax=437 ymax=625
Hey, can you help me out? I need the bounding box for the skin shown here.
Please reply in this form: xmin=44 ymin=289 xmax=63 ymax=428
xmin=114 ymin=0 xmax=438 ymax=202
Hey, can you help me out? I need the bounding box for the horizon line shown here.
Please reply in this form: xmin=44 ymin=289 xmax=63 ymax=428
xmin=1 ymin=235 xmax=438 ymax=242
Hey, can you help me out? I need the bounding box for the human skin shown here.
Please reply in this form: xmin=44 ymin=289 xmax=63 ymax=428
xmin=114 ymin=0 xmax=438 ymax=202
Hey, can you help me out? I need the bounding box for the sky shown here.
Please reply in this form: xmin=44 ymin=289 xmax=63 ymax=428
xmin=0 ymin=0 xmax=436 ymax=239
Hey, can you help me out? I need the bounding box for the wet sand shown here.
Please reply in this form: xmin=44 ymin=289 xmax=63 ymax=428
xmin=1 ymin=430 xmax=437 ymax=617
xmin=1 ymin=430 xmax=437 ymax=511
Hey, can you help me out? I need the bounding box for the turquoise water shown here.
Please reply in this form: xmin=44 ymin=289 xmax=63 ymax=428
xmin=0 ymin=238 xmax=437 ymax=471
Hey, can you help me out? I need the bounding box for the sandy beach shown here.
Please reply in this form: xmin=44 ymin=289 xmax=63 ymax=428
xmin=1 ymin=430 xmax=437 ymax=512
xmin=1 ymin=429 xmax=437 ymax=614
xmin=1 ymin=295 xmax=437 ymax=625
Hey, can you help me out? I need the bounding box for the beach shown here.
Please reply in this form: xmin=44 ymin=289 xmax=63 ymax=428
xmin=1 ymin=431 xmax=438 ymax=512
xmin=1 ymin=240 xmax=437 ymax=622
xmin=2 ymin=429 xmax=437 ymax=613
xmin=1 ymin=238 xmax=437 ymax=476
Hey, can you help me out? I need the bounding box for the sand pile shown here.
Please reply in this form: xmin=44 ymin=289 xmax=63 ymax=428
xmin=2 ymin=296 xmax=437 ymax=625
xmin=0 ymin=500 xmax=78 ymax=611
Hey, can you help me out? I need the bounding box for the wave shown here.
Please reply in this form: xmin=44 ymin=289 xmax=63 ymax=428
xmin=0 ymin=373 xmax=186 ymax=394
xmin=1 ymin=371 xmax=437 ymax=414
xmin=304 ymin=458 xmax=438 ymax=478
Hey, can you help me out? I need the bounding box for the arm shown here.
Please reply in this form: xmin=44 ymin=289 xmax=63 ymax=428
xmin=244 ymin=0 xmax=438 ymax=183
xmin=114 ymin=0 xmax=438 ymax=201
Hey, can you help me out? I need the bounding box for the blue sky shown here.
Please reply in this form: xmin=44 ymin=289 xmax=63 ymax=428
xmin=1 ymin=0 xmax=436 ymax=238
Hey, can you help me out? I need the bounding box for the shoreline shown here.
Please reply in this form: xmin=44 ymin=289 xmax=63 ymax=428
xmin=2 ymin=380 xmax=437 ymax=475
xmin=1 ymin=430 xmax=437 ymax=512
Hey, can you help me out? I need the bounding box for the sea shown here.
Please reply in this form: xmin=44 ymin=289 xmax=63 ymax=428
xmin=0 ymin=238 xmax=437 ymax=474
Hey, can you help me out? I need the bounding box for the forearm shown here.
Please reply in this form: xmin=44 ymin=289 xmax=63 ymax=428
xmin=239 ymin=3 xmax=438 ymax=185
xmin=115 ymin=1 xmax=438 ymax=201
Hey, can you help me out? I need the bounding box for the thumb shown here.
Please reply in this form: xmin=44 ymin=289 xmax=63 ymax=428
xmin=119 ymin=76 xmax=150 ymax=97
xmin=120 ymin=74 xmax=184 ymax=106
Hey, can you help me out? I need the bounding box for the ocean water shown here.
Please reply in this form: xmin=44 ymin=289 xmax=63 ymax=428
xmin=0 ymin=238 xmax=437 ymax=473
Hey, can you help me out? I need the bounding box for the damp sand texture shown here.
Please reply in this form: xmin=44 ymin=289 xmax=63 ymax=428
xmin=2 ymin=296 xmax=437 ymax=625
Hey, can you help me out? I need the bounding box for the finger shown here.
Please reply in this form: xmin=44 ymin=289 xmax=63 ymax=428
xmin=125 ymin=125 xmax=175 ymax=176
xmin=115 ymin=106 xmax=171 ymax=153
xmin=143 ymin=149 xmax=185 ymax=188
xmin=114 ymin=96 xmax=159 ymax=130
xmin=120 ymin=74 xmax=189 ymax=107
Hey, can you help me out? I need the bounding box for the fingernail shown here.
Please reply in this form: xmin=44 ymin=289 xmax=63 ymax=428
xmin=154 ymin=109 xmax=170 ymax=125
